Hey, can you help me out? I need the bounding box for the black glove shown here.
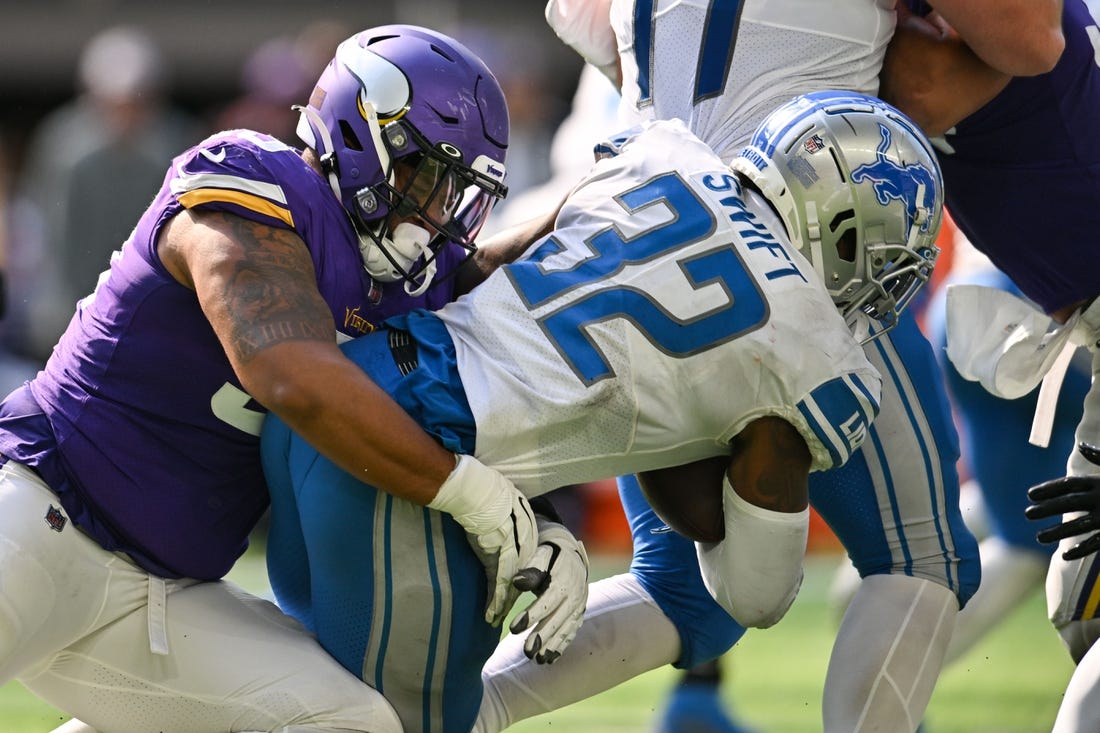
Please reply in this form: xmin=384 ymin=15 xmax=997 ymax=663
xmin=1026 ymin=442 xmax=1100 ymax=561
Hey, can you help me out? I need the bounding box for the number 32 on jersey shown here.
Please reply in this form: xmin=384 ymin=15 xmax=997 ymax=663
xmin=505 ymin=172 xmax=770 ymax=385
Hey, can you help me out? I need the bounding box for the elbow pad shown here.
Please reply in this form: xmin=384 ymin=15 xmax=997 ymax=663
xmin=695 ymin=475 xmax=809 ymax=628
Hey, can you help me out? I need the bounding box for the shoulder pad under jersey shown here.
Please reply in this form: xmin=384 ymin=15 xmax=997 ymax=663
xmin=168 ymin=129 xmax=304 ymax=231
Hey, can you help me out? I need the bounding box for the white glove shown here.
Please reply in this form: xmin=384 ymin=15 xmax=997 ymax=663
xmin=428 ymin=453 xmax=539 ymax=626
xmin=509 ymin=516 xmax=590 ymax=663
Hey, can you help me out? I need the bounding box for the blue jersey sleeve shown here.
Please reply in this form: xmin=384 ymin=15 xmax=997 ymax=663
xmin=797 ymin=372 xmax=880 ymax=469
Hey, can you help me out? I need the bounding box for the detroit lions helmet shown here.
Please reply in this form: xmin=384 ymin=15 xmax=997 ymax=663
xmin=296 ymin=25 xmax=509 ymax=293
xmin=730 ymin=90 xmax=942 ymax=334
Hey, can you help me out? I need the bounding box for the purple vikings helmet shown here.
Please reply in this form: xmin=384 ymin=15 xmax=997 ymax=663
xmin=731 ymin=91 xmax=943 ymax=337
xmin=296 ymin=25 xmax=509 ymax=293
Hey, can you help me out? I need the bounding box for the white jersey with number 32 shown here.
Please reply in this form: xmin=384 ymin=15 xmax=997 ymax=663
xmin=436 ymin=120 xmax=881 ymax=495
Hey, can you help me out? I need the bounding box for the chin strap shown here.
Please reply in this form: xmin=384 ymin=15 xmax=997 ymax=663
xmin=405 ymin=256 xmax=437 ymax=297
xmin=361 ymin=100 xmax=393 ymax=185
xmin=295 ymin=100 xmax=397 ymax=211
xmin=294 ymin=105 xmax=343 ymax=202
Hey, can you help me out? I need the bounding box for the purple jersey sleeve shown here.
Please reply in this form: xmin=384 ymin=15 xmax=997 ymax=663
xmin=939 ymin=0 xmax=1100 ymax=314
xmin=0 ymin=129 xmax=463 ymax=579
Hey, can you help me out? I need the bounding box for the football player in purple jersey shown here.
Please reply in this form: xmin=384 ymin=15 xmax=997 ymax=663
xmin=883 ymin=1 xmax=1100 ymax=729
xmin=0 ymin=24 xmax=589 ymax=733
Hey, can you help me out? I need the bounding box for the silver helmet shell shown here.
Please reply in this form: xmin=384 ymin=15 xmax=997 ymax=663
xmin=731 ymin=91 xmax=943 ymax=331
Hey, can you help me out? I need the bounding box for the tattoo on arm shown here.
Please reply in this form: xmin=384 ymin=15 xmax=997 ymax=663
xmin=209 ymin=214 xmax=336 ymax=363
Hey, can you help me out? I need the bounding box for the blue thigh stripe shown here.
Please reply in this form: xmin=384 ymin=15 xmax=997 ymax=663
xmin=422 ymin=507 xmax=443 ymax=733
xmin=808 ymin=313 xmax=978 ymax=607
xmin=376 ymin=494 xmax=396 ymax=690
xmin=865 ymin=415 xmax=914 ymax=576
xmin=870 ymin=328 xmax=956 ymax=591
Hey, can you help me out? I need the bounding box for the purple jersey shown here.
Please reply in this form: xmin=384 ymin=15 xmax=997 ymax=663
xmin=936 ymin=0 xmax=1100 ymax=314
xmin=0 ymin=129 xmax=465 ymax=579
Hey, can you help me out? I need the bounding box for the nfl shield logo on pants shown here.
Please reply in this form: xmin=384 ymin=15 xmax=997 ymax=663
xmin=45 ymin=504 xmax=67 ymax=532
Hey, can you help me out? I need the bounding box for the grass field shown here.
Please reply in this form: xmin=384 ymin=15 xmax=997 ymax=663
xmin=0 ymin=550 xmax=1074 ymax=732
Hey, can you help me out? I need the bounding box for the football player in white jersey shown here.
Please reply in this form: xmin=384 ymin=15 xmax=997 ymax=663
xmin=41 ymin=89 xmax=942 ymax=733
xmin=256 ymin=90 xmax=939 ymax=733
xmin=473 ymin=3 xmax=977 ymax=732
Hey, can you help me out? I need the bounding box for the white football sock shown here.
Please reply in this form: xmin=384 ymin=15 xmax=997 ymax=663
xmin=474 ymin=572 xmax=681 ymax=733
xmin=824 ymin=574 xmax=958 ymax=733
xmin=1052 ymin=640 xmax=1100 ymax=733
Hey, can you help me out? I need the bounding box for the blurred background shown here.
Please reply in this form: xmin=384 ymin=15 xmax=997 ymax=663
xmin=0 ymin=1 xmax=584 ymax=385
xmin=0 ymin=2 xmax=582 ymax=161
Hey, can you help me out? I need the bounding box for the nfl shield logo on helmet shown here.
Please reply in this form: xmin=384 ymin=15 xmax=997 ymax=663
xmin=45 ymin=504 xmax=67 ymax=532
xmin=803 ymin=134 xmax=825 ymax=154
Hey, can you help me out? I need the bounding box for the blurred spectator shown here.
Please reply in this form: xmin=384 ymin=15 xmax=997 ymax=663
xmin=0 ymin=133 xmax=42 ymax=394
xmin=215 ymin=19 xmax=350 ymax=144
xmin=12 ymin=25 xmax=201 ymax=362
xmin=483 ymin=62 xmax=620 ymax=236
xmin=456 ymin=26 xmax=578 ymax=202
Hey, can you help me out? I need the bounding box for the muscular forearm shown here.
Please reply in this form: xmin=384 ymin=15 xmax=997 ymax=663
xmin=456 ymin=202 xmax=563 ymax=295
xmin=249 ymin=341 xmax=454 ymax=504
xmin=929 ymin=0 xmax=1064 ymax=76
xmin=696 ymin=474 xmax=809 ymax=628
xmin=881 ymin=21 xmax=1011 ymax=136
xmin=693 ymin=417 xmax=812 ymax=628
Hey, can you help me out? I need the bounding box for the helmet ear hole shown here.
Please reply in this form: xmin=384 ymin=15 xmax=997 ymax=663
xmin=830 ymin=214 xmax=857 ymax=263
xmin=339 ymin=120 xmax=364 ymax=151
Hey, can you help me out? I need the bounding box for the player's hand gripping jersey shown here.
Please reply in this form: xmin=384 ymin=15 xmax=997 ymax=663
xmin=0 ymin=130 xmax=465 ymax=580
xmin=428 ymin=119 xmax=881 ymax=495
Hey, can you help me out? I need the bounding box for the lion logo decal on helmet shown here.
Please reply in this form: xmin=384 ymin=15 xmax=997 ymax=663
xmin=850 ymin=123 xmax=939 ymax=237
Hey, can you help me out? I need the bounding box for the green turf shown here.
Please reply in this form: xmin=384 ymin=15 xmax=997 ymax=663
xmin=0 ymin=552 xmax=1073 ymax=732
xmin=505 ymin=553 xmax=1074 ymax=732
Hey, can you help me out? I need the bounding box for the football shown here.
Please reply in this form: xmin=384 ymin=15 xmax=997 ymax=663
xmin=637 ymin=456 xmax=727 ymax=543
